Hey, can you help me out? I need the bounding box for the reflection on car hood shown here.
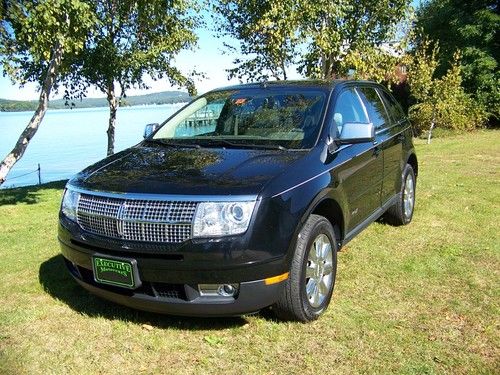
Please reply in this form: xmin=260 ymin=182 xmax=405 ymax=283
xmin=69 ymin=144 xmax=305 ymax=196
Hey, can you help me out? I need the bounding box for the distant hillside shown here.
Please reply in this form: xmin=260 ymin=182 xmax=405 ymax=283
xmin=0 ymin=91 xmax=191 ymax=112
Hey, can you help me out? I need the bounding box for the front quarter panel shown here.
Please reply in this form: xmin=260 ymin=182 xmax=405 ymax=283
xmin=259 ymin=144 xmax=351 ymax=267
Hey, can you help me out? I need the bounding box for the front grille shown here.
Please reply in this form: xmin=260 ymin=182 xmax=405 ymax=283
xmin=77 ymin=193 xmax=197 ymax=243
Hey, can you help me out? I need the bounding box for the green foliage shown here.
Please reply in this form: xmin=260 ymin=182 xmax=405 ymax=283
xmin=213 ymin=0 xmax=299 ymax=81
xmin=0 ymin=0 xmax=95 ymax=87
xmin=341 ymin=44 xmax=404 ymax=85
xmin=416 ymin=0 xmax=500 ymax=123
xmin=213 ymin=0 xmax=412 ymax=83
xmin=0 ymin=99 xmax=38 ymax=112
xmin=407 ymin=40 xmax=486 ymax=135
xmin=73 ymin=0 xmax=199 ymax=97
xmin=297 ymin=0 xmax=411 ymax=80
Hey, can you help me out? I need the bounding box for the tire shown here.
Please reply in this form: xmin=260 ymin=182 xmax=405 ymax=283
xmin=384 ymin=163 xmax=416 ymax=226
xmin=273 ymin=214 xmax=338 ymax=322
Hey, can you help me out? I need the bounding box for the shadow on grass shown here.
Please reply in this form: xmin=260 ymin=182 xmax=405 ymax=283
xmin=0 ymin=180 xmax=67 ymax=206
xmin=39 ymin=254 xmax=248 ymax=330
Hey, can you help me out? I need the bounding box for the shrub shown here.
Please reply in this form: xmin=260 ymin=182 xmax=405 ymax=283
xmin=407 ymin=40 xmax=486 ymax=139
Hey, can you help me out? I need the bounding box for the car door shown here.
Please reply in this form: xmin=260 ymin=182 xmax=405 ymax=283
xmin=377 ymin=88 xmax=407 ymax=202
xmin=356 ymin=86 xmax=398 ymax=207
xmin=330 ymin=87 xmax=384 ymax=231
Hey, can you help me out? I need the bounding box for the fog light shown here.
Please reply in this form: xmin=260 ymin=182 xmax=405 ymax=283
xmin=218 ymin=284 xmax=237 ymax=297
xmin=198 ymin=283 xmax=239 ymax=298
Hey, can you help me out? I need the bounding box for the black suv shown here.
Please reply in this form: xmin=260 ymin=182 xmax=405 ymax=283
xmin=59 ymin=80 xmax=417 ymax=322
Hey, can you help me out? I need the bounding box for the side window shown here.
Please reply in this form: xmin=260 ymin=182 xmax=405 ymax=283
xmin=333 ymin=88 xmax=369 ymax=135
xmin=379 ymin=90 xmax=405 ymax=123
xmin=357 ymin=87 xmax=391 ymax=130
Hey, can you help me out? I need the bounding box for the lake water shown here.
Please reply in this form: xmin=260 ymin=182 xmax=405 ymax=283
xmin=0 ymin=104 xmax=185 ymax=188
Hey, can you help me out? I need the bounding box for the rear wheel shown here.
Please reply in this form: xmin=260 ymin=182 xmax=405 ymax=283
xmin=273 ymin=214 xmax=337 ymax=322
xmin=384 ymin=164 xmax=416 ymax=226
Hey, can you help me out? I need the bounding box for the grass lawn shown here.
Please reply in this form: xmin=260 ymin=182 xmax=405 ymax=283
xmin=0 ymin=130 xmax=499 ymax=374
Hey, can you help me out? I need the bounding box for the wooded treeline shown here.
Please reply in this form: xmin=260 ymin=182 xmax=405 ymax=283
xmin=0 ymin=91 xmax=191 ymax=112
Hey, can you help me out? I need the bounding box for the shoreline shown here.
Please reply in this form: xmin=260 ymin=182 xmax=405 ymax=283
xmin=0 ymin=101 xmax=188 ymax=115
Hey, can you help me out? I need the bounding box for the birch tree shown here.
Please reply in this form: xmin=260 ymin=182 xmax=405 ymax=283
xmin=0 ymin=0 xmax=94 ymax=185
xmin=213 ymin=0 xmax=299 ymax=81
xmin=76 ymin=0 xmax=199 ymax=156
xmin=213 ymin=0 xmax=411 ymax=82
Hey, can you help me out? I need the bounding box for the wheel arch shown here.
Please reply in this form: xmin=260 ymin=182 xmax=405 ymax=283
xmin=311 ymin=199 xmax=344 ymax=246
xmin=407 ymin=152 xmax=418 ymax=178
xmin=300 ymin=191 xmax=346 ymax=248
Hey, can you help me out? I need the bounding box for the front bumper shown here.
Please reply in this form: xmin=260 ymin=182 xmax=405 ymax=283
xmin=59 ymin=230 xmax=287 ymax=317
xmin=67 ymin=267 xmax=284 ymax=316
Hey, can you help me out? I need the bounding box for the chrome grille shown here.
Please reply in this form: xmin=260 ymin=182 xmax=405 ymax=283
xmin=76 ymin=193 xmax=197 ymax=243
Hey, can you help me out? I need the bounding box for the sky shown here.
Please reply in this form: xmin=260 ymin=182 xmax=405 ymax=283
xmin=0 ymin=27 xmax=248 ymax=100
xmin=0 ymin=1 xmax=421 ymax=101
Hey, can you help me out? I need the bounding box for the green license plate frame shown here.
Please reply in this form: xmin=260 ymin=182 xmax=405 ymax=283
xmin=92 ymin=255 xmax=141 ymax=289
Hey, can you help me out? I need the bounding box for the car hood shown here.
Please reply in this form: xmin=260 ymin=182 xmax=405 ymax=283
xmin=69 ymin=144 xmax=306 ymax=197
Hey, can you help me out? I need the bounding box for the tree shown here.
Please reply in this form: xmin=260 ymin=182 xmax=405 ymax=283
xmin=0 ymin=0 xmax=95 ymax=185
xmin=407 ymin=39 xmax=486 ymax=142
xmin=213 ymin=0 xmax=411 ymax=82
xmin=297 ymin=0 xmax=411 ymax=79
xmin=213 ymin=0 xmax=299 ymax=81
xmin=75 ymin=0 xmax=199 ymax=156
xmin=341 ymin=44 xmax=403 ymax=84
xmin=416 ymin=0 xmax=499 ymax=123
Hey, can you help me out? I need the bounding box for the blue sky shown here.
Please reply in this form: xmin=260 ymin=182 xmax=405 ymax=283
xmin=0 ymin=27 xmax=248 ymax=100
xmin=0 ymin=1 xmax=421 ymax=101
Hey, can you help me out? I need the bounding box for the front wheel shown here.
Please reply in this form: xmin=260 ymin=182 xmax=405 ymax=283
xmin=273 ymin=214 xmax=338 ymax=322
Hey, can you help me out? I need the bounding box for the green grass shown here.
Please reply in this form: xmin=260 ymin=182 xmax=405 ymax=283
xmin=0 ymin=131 xmax=499 ymax=374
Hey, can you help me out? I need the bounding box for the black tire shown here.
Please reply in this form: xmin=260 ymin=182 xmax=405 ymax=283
xmin=384 ymin=164 xmax=416 ymax=226
xmin=273 ymin=214 xmax=338 ymax=322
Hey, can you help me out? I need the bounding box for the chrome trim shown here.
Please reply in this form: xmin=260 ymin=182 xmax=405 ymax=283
xmin=339 ymin=122 xmax=375 ymax=142
xmin=76 ymin=193 xmax=197 ymax=243
xmin=66 ymin=185 xmax=258 ymax=202
xmin=75 ymin=208 xmax=192 ymax=225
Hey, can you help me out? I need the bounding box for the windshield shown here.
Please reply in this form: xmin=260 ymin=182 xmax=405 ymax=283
xmin=152 ymin=88 xmax=326 ymax=149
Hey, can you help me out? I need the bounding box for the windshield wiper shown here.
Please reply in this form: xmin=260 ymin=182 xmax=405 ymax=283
xmin=145 ymin=139 xmax=201 ymax=149
xmin=195 ymin=139 xmax=288 ymax=151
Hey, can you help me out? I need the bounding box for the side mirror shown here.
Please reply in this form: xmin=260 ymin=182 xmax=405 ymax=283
xmin=143 ymin=123 xmax=160 ymax=139
xmin=338 ymin=122 xmax=375 ymax=144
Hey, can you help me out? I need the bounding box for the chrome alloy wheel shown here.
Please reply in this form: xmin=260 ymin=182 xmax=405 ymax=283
xmin=305 ymin=234 xmax=334 ymax=308
xmin=403 ymin=173 xmax=415 ymax=220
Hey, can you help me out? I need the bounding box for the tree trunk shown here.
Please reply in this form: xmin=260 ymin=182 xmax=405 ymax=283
xmin=321 ymin=53 xmax=334 ymax=79
xmin=427 ymin=107 xmax=436 ymax=145
xmin=106 ymin=82 xmax=119 ymax=156
xmin=0 ymin=44 xmax=63 ymax=186
xmin=281 ymin=60 xmax=287 ymax=80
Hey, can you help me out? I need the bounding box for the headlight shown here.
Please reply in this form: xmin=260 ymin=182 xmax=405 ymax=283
xmin=61 ymin=187 xmax=80 ymax=222
xmin=193 ymin=201 xmax=256 ymax=237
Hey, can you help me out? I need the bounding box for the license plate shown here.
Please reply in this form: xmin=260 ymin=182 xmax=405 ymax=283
xmin=92 ymin=255 xmax=140 ymax=289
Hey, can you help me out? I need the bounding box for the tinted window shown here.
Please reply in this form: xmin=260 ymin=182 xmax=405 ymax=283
xmin=357 ymin=87 xmax=390 ymax=129
xmin=333 ymin=89 xmax=368 ymax=135
xmin=153 ymin=89 xmax=326 ymax=149
xmin=379 ymin=90 xmax=405 ymax=123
